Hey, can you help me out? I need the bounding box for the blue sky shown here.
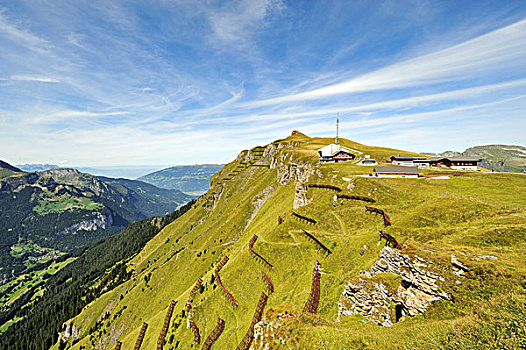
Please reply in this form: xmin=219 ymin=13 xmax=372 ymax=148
xmin=1 ymin=0 xmax=525 ymax=167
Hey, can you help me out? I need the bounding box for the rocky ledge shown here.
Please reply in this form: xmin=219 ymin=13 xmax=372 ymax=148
xmin=338 ymin=246 xmax=450 ymax=326
xmin=57 ymin=213 xmax=113 ymax=236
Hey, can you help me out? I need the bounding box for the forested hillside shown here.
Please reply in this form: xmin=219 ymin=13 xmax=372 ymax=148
xmin=0 ymin=201 xmax=195 ymax=350
xmin=138 ymin=164 xmax=223 ymax=195
xmin=0 ymin=165 xmax=192 ymax=316
xmin=97 ymin=176 xmax=193 ymax=217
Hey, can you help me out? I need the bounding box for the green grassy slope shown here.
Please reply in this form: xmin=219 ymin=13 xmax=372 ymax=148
xmin=57 ymin=132 xmax=526 ymax=350
xmin=97 ymin=176 xmax=194 ymax=217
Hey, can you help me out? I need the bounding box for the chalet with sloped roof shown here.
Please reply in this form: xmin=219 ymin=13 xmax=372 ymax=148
xmin=318 ymin=144 xmax=356 ymax=163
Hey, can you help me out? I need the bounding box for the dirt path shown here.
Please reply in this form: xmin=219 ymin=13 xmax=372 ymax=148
xmin=331 ymin=211 xmax=347 ymax=236
xmin=257 ymin=230 xmax=300 ymax=246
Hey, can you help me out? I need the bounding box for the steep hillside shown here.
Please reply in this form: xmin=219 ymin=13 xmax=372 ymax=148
xmin=0 ymin=167 xmax=192 ymax=296
xmin=433 ymin=144 xmax=526 ymax=173
xmin=38 ymin=132 xmax=526 ymax=349
xmin=138 ymin=164 xmax=223 ymax=195
xmin=0 ymin=202 xmax=194 ymax=349
xmin=97 ymin=177 xmax=194 ymax=217
xmin=0 ymin=160 xmax=22 ymax=178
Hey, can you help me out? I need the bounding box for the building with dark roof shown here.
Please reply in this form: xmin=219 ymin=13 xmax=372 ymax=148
xmin=390 ymin=155 xmax=427 ymax=167
xmin=390 ymin=155 xmax=481 ymax=170
xmin=373 ymin=166 xmax=421 ymax=178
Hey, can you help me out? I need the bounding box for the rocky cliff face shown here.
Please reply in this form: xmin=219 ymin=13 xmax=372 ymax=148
xmin=58 ymin=323 xmax=80 ymax=344
xmin=338 ymin=246 xmax=450 ymax=326
xmin=293 ymin=182 xmax=309 ymax=209
xmin=0 ymin=168 xmax=112 ymax=199
xmin=57 ymin=213 xmax=113 ymax=236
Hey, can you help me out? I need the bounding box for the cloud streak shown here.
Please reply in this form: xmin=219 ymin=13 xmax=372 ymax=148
xmin=8 ymin=75 xmax=60 ymax=83
xmin=248 ymin=18 xmax=526 ymax=106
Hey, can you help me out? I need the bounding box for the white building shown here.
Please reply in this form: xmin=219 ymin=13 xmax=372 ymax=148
xmin=318 ymin=144 xmax=356 ymax=163
xmin=390 ymin=155 xmax=428 ymax=167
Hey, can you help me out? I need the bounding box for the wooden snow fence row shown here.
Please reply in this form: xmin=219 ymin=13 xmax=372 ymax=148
xmin=308 ymin=184 xmax=342 ymax=192
xmin=191 ymin=278 xmax=203 ymax=295
xmin=186 ymin=277 xmax=203 ymax=313
xmin=201 ymin=317 xmax=226 ymax=350
xmin=214 ymin=256 xmax=229 ymax=273
xmin=337 ymin=194 xmax=376 ymax=203
xmin=187 ymin=277 xmax=203 ymax=308
xmin=300 ymin=230 xmax=332 ymax=257
xmin=291 ymin=211 xmax=317 ymax=225
xmin=189 ymin=320 xmax=201 ymax=344
xmin=235 ymin=292 xmax=269 ymax=350
xmin=133 ymin=322 xmax=148 ymax=350
xmin=248 ymin=234 xmax=274 ymax=269
xmin=365 ymin=206 xmax=391 ymax=227
xmin=378 ymin=230 xmax=403 ymax=250
xmin=214 ymin=256 xmax=238 ymax=307
xmin=156 ymin=300 xmax=177 ymax=350
xmin=261 ymin=271 xmax=274 ymax=294
xmin=303 ymin=262 xmax=321 ymax=314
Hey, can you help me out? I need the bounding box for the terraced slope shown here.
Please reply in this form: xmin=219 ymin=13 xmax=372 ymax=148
xmin=55 ymin=132 xmax=526 ymax=350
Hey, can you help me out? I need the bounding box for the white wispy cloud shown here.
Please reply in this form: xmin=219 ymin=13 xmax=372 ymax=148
xmin=186 ymin=78 xmax=526 ymax=125
xmin=248 ymin=18 xmax=526 ymax=106
xmin=0 ymin=9 xmax=54 ymax=55
xmin=9 ymin=75 xmax=60 ymax=83
xmin=207 ymin=0 xmax=284 ymax=45
xmin=66 ymin=32 xmax=86 ymax=49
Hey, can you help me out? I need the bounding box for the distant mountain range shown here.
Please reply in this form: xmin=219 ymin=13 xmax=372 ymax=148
xmin=424 ymin=144 xmax=526 ymax=172
xmin=138 ymin=164 xmax=223 ymax=195
xmin=0 ymin=161 xmax=192 ymax=286
xmin=15 ymin=163 xmax=60 ymax=172
xmin=17 ymin=164 xmax=224 ymax=193
xmin=97 ymin=176 xmax=194 ymax=217
xmin=16 ymin=164 xmax=166 ymax=179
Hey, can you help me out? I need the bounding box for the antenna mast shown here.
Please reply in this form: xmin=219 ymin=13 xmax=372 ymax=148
xmin=335 ymin=113 xmax=340 ymax=144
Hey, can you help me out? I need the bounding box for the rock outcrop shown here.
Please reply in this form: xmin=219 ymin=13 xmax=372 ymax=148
xmin=251 ymin=312 xmax=295 ymax=350
xmin=57 ymin=213 xmax=113 ymax=235
xmin=58 ymin=323 xmax=80 ymax=344
xmin=293 ymin=182 xmax=309 ymax=209
xmin=338 ymin=279 xmax=395 ymax=326
xmin=338 ymin=246 xmax=449 ymax=326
